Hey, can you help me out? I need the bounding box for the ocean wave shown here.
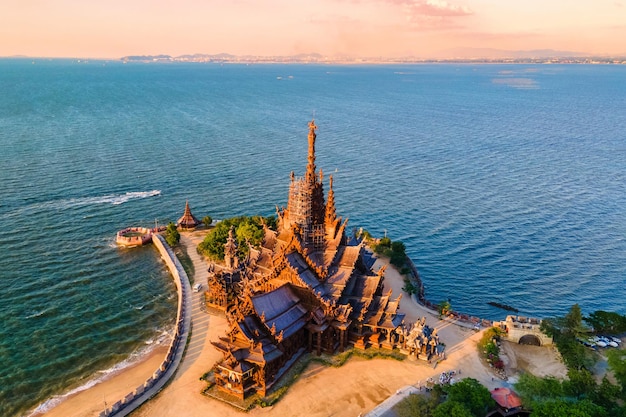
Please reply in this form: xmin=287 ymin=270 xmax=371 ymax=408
xmin=12 ymin=190 xmax=162 ymax=216
xmin=26 ymin=327 xmax=173 ymax=417
xmin=71 ymin=190 xmax=162 ymax=206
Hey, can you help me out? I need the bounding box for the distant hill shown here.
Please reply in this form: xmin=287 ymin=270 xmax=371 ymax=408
xmin=117 ymin=51 xmax=625 ymax=64
xmin=432 ymin=48 xmax=591 ymax=60
xmin=121 ymin=54 xmax=172 ymax=62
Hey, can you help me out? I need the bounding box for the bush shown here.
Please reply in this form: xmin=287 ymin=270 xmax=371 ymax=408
xmin=438 ymin=300 xmax=451 ymax=317
xmin=165 ymin=222 xmax=180 ymax=246
xmin=477 ymin=327 xmax=504 ymax=363
xmin=402 ymin=278 xmax=417 ymax=295
xmin=202 ymin=215 xmax=213 ymax=227
xmin=395 ymin=394 xmax=438 ymax=417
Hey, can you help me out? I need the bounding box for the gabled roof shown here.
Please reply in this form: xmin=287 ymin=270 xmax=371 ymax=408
xmin=337 ymin=246 xmax=360 ymax=267
xmin=285 ymin=252 xmax=323 ymax=291
xmin=252 ymin=284 xmax=309 ymax=339
xmin=323 ymin=267 xmax=354 ymax=301
xmin=262 ymin=228 xmax=277 ymax=251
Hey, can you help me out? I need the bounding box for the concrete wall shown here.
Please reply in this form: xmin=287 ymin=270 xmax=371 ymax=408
xmin=100 ymin=234 xmax=191 ymax=417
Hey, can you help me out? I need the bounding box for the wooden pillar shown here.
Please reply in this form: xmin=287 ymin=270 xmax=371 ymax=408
xmin=339 ymin=330 xmax=345 ymax=352
xmin=308 ymin=331 xmax=313 ymax=352
xmin=316 ymin=332 xmax=322 ymax=356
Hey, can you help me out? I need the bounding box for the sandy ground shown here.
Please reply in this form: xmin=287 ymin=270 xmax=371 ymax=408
xmin=500 ymin=341 xmax=567 ymax=382
xmin=39 ymin=235 xmax=566 ymax=417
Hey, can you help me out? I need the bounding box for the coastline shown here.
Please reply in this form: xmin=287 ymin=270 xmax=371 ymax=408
xmin=33 ymin=343 xmax=169 ymax=417
xmin=36 ymin=236 xmax=566 ymax=417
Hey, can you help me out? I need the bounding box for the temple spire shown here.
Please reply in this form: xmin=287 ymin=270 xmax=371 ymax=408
xmin=325 ymin=175 xmax=337 ymax=225
xmin=224 ymin=226 xmax=239 ymax=270
xmin=306 ymin=120 xmax=317 ymax=184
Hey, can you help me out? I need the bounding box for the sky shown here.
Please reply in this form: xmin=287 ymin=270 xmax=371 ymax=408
xmin=1 ymin=0 xmax=625 ymax=59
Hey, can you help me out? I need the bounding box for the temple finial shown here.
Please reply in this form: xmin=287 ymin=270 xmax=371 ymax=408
xmin=308 ymin=119 xmax=317 ymax=137
xmin=306 ymin=120 xmax=317 ymax=183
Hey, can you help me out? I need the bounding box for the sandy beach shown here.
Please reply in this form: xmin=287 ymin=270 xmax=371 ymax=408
xmin=34 ymin=346 xmax=168 ymax=417
xmin=39 ymin=232 xmax=566 ymax=417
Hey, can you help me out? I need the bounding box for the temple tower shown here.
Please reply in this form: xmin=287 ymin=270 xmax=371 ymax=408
xmin=283 ymin=120 xmax=326 ymax=250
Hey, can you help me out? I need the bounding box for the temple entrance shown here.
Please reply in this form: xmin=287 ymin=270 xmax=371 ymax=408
xmin=518 ymin=334 xmax=541 ymax=346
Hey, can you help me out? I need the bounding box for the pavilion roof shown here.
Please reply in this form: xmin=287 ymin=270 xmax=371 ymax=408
xmin=177 ymin=200 xmax=201 ymax=228
xmin=252 ymin=284 xmax=309 ymax=339
xmin=491 ymin=388 xmax=523 ymax=410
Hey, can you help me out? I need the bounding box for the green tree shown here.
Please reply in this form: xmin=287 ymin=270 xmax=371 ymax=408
xmin=358 ymin=228 xmax=373 ymax=241
xmin=202 ymin=215 xmax=213 ymax=227
xmin=564 ymin=303 xmax=587 ymax=337
xmin=236 ymin=220 xmax=264 ymax=248
xmin=514 ymin=373 xmax=564 ymax=404
xmin=531 ymin=399 xmax=602 ymax=417
xmin=607 ymin=348 xmax=626 ymax=393
xmin=390 ymin=240 xmax=407 ymax=266
xmin=541 ymin=304 xmax=595 ymax=370
xmin=433 ymin=401 xmax=473 ymax=417
xmin=197 ymin=216 xmax=267 ymax=261
xmin=444 ymin=378 xmax=495 ymax=417
xmin=378 ymin=236 xmax=391 ymax=248
xmin=585 ymin=311 xmax=626 ymax=334
xmin=564 ymin=368 xmax=597 ymax=399
xmin=394 ymin=393 xmax=438 ymax=417
xmin=165 ymin=222 xmax=180 ymax=246
xmin=438 ymin=300 xmax=451 ymax=317
xmin=590 ymin=377 xmax=622 ymax=413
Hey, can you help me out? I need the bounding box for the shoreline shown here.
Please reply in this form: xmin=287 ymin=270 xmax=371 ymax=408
xmin=32 ymin=342 xmax=169 ymax=417
xmin=37 ymin=233 xmax=566 ymax=417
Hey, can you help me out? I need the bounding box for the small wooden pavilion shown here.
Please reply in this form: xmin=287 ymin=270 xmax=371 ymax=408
xmin=177 ymin=200 xmax=201 ymax=230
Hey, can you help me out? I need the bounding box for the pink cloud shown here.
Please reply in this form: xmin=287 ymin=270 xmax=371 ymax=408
xmin=382 ymin=0 xmax=472 ymax=16
xmin=403 ymin=1 xmax=472 ymax=31
xmin=409 ymin=0 xmax=472 ymax=17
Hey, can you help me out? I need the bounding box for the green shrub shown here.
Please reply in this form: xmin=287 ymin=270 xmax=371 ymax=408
xmin=165 ymin=222 xmax=180 ymax=246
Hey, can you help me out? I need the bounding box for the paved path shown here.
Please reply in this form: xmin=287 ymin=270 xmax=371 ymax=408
xmin=174 ymin=234 xmax=212 ymax=378
xmin=111 ymin=234 xmax=192 ymax=416
xmin=128 ymin=232 xmax=231 ymax=417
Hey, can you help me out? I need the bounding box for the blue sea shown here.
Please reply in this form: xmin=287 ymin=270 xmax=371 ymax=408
xmin=1 ymin=59 xmax=625 ymax=416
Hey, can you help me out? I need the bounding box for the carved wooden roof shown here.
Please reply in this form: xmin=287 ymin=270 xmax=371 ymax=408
xmin=177 ymin=200 xmax=201 ymax=228
xmin=252 ymin=284 xmax=309 ymax=340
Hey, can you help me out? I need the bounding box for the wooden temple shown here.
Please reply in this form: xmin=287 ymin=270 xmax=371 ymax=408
xmin=209 ymin=121 xmax=407 ymax=399
xmin=177 ymin=200 xmax=201 ymax=230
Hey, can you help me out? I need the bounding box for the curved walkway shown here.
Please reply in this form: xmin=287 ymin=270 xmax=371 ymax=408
xmin=129 ymin=232 xmax=229 ymax=417
xmin=103 ymin=234 xmax=192 ymax=417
